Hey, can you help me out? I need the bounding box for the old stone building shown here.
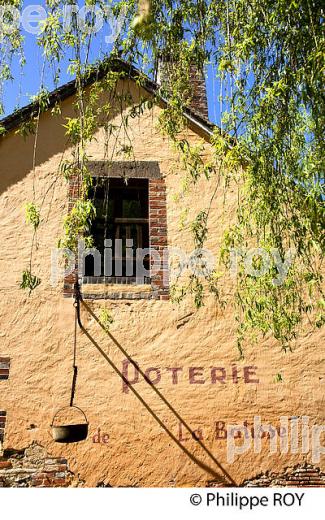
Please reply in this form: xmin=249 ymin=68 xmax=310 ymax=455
xmin=0 ymin=58 xmax=324 ymax=487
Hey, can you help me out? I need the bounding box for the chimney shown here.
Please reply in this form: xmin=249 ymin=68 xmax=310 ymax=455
xmin=156 ymin=56 xmax=209 ymax=121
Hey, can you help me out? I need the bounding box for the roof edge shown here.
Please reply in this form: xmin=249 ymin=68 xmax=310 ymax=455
xmin=0 ymin=57 xmax=215 ymax=139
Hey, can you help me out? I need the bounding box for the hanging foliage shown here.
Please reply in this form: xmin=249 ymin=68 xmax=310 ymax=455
xmin=0 ymin=0 xmax=323 ymax=352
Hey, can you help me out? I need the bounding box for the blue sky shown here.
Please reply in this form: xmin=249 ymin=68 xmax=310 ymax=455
xmin=2 ymin=1 xmax=221 ymax=124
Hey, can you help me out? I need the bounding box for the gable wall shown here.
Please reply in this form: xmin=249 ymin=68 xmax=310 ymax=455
xmin=0 ymin=80 xmax=324 ymax=487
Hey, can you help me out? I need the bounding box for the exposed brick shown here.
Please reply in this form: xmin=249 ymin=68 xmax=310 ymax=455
xmin=52 ymin=478 xmax=68 ymax=485
xmin=148 ymin=177 xmax=169 ymax=297
xmin=241 ymin=463 xmax=325 ymax=488
xmin=151 ymin=236 xmax=168 ymax=244
xmin=0 ymin=461 xmax=12 ymax=469
xmin=158 ymin=59 xmax=209 ymax=119
xmin=151 ymin=228 xmax=167 ymax=235
xmin=0 ymin=358 xmax=10 ymax=380
xmin=0 ymin=412 xmax=6 ymax=443
xmin=0 ymin=443 xmax=80 ymax=487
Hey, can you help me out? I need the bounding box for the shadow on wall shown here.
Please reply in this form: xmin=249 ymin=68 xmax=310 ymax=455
xmin=0 ymin=79 xmax=144 ymax=196
xmin=80 ymin=299 xmax=237 ymax=487
xmin=0 ymin=105 xmax=72 ymax=195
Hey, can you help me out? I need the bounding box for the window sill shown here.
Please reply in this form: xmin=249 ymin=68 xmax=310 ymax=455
xmin=81 ymin=282 xmax=158 ymax=301
xmin=82 ymin=276 xmax=151 ymax=285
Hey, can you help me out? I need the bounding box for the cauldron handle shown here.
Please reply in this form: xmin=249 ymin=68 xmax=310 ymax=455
xmin=51 ymin=405 xmax=88 ymax=427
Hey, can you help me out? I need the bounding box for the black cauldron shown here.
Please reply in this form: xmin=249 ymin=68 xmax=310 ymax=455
xmin=51 ymin=406 xmax=88 ymax=443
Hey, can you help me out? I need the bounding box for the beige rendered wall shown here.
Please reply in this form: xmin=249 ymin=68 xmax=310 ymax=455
xmin=0 ymin=81 xmax=324 ymax=487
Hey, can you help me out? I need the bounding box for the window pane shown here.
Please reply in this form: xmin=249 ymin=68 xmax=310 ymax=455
xmin=85 ymin=177 xmax=149 ymax=279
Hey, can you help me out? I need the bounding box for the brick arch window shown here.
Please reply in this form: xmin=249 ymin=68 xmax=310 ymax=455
xmin=64 ymin=162 xmax=169 ymax=300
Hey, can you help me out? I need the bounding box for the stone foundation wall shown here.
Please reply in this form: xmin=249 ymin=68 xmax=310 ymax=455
xmin=0 ymin=442 xmax=81 ymax=487
xmin=205 ymin=464 xmax=325 ymax=488
xmin=242 ymin=463 xmax=325 ymax=487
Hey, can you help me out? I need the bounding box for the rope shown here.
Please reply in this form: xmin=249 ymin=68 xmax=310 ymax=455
xmin=70 ymin=283 xmax=80 ymax=407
